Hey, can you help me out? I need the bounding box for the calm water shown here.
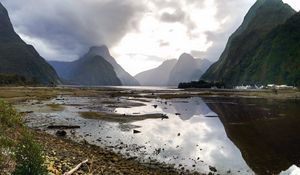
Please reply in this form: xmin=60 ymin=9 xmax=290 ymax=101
xmin=19 ymin=92 xmax=300 ymax=175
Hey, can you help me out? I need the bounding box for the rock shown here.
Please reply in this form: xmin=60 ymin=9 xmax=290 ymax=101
xmin=161 ymin=114 xmax=169 ymax=119
xmin=133 ymin=130 xmax=141 ymax=134
xmin=61 ymin=164 xmax=69 ymax=172
xmin=153 ymin=105 xmax=158 ymax=108
xmin=112 ymin=157 xmax=119 ymax=162
xmin=175 ymin=113 xmax=181 ymax=115
xmin=209 ymin=165 xmax=217 ymax=172
xmin=80 ymin=163 xmax=89 ymax=172
xmin=177 ymin=133 xmax=181 ymax=136
xmin=56 ymin=130 xmax=67 ymax=137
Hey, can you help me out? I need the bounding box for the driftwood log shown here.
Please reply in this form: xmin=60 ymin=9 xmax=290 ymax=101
xmin=63 ymin=159 xmax=89 ymax=175
xmin=47 ymin=125 xmax=80 ymax=129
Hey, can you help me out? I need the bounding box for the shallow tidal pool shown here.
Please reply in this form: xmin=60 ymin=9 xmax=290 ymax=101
xmin=18 ymin=92 xmax=300 ymax=175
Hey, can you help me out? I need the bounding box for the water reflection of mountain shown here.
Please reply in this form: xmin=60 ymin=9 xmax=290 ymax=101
xmin=204 ymin=97 xmax=300 ymax=175
xmin=161 ymin=97 xmax=217 ymax=120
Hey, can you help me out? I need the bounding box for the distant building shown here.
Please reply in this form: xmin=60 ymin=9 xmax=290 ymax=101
xmin=267 ymin=84 xmax=295 ymax=89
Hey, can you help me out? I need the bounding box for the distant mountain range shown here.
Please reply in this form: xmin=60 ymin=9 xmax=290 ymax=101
xmin=202 ymin=0 xmax=299 ymax=86
xmin=135 ymin=53 xmax=212 ymax=86
xmin=50 ymin=46 xmax=139 ymax=86
xmin=0 ymin=2 xmax=60 ymax=85
xmin=135 ymin=59 xmax=177 ymax=86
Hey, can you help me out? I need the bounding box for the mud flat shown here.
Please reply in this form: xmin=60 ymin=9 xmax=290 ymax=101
xmin=1 ymin=86 xmax=300 ymax=175
xmin=34 ymin=131 xmax=197 ymax=175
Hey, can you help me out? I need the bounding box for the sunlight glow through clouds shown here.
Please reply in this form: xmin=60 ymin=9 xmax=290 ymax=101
xmin=112 ymin=0 xmax=220 ymax=75
xmin=113 ymin=0 xmax=299 ymax=75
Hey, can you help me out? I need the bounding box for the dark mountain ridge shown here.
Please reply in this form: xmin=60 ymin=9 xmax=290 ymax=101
xmin=201 ymin=0 xmax=296 ymax=86
xmin=0 ymin=2 xmax=60 ymax=85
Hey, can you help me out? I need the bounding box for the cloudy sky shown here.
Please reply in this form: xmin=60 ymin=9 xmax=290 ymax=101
xmin=1 ymin=0 xmax=299 ymax=75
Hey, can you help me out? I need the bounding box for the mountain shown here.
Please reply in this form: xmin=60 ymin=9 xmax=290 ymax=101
xmin=68 ymin=55 xmax=121 ymax=86
xmin=85 ymin=46 xmax=139 ymax=86
xmin=196 ymin=59 xmax=212 ymax=73
xmin=135 ymin=54 xmax=212 ymax=86
xmin=0 ymin=3 xmax=60 ymax=85
xmin=201 ymin=0 xmax=296 ymax=86
xmin=135 ymin=59 xmax=177 ymax=86
xmin=168 ymin=53 xmax=210 ymax=86
xmin=237 ymin=12 xmax=300 ymax=86
xmin=49 ymin=47 xmax=122 ymax=86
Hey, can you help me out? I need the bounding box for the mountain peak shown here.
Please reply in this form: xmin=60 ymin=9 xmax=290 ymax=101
xmin=178 ymin=53 xmax=194 ymax=61
xmin=0 ymin=2 xmax=6 ymax=10
xmin=86 ymin=45 xmax=139 ymax=86
xmin=0 ymin=2 xmax=20 ymax=42
xmin=89 ymin=45 xmax=110 ymax=56
xmin=0 ymin=2 xmax=60 ymax=84
xmin=0 ymin=2 xmax=10 ymax=23
xmin=257 ymin=0 xmax=282 ymax=3
xmin=255 ymin=0 xmax=283 ymax=6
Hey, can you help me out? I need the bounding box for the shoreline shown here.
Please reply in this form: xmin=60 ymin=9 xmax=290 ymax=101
xmin=34 ymin=131 xmax=198 ymax=175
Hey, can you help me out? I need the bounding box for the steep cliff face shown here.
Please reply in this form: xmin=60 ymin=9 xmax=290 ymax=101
xmin=0 ymin=3 xmax=60 ymax=85
xmin=201 ymin=0 xmax=296 ymax=86
xmin=237 ymin=12 xmax=300 ymax=86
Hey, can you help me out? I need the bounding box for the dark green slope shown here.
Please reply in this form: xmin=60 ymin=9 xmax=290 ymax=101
xmin=69 ymin=55 xmax=122 ymax=86
xmin=0 ymin=3 xmax=60 ymax=85
xmin=201 ymin=0 xmax=296 ymax=86
xmin=243 ymin=12 xmax=300 ymax=85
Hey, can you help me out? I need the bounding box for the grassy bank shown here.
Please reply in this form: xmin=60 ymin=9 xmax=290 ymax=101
xmin=0 ymin=100 xmax=47 ymax=175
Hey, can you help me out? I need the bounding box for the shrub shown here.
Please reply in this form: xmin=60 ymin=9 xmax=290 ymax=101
xmin=0 ymin=99 xmax=22 ymax=173
xmin=0 ymin=100 xmax=22 ymax=128
xmin=0 ymin=100 xmax=47 ymax=175
xmin=12 ymin=132 xmax=47 ymax=175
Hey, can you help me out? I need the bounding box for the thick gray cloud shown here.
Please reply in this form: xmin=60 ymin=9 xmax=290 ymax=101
xmin=160 ymin=9 xmax=186 ymax=23
xmin=1 ymin=0 xmax=259 ymax=65
xmin=1 ymin=0 xmax=145 ymax=61
xmin=151 ymin=0 xmax=256 ymax=60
